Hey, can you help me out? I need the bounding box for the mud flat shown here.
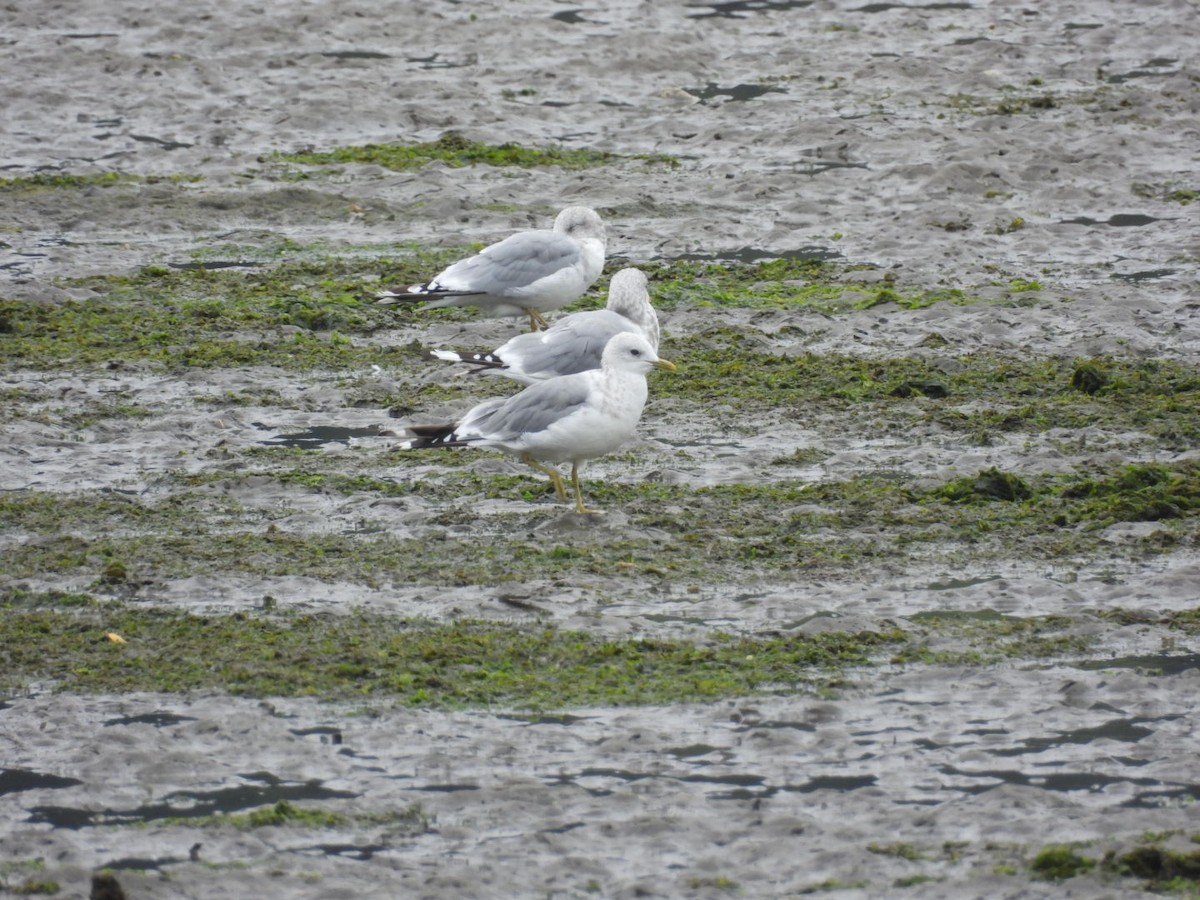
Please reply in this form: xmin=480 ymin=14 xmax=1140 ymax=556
xmin=2 ymin=0 xmax=1200 ymax=897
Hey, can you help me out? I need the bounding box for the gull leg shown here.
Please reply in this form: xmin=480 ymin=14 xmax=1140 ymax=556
xmin=525 ymin=308 xmax=549 ymax=331
xmin=519 ymin=453 xmax=567 ymax=500
xmin=571 ymin=463 xmax=600 ymax=515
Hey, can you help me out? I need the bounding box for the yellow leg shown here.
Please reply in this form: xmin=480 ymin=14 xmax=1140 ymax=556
xmin=571 ymin=463 xmax=600 ymax=514
xmin=526 ymin=308 xmax=549 ymax=331
xmin=520 ymin=453 xmax=567 ymax=500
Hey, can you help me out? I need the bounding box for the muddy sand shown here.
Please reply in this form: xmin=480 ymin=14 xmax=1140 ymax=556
xmin=2 ymin=0 xmax=1200 ymax=897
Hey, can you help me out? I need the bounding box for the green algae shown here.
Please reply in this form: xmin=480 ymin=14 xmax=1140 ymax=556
xmin=0 ymin=172 xmax=201 ymax=192
xmin=3 ymin=460 xmax=1197 ymax=590
xmin=0 ymin=245 xmax=473 ymax=371
xmin=1133 ymin=181 xmax=1199 ymax=206
xmin=638 ymin=256 xmax=971 ymax=313
xmin=272 ymin=132 xmax=677 ymax=172
xmin=899 ymin=612 xmax=1095 ymax=665
xmin=1110 ymin=845 xmax=1200 ymax=892
xmin=1030 ymin=845 xmax=1096 ymax=880
xmin=867 ymin=842 xmax=928 ymax=861
xmin=935 ymin=468 xmax=1033 ymax=503
xmin=0 ymin=860 xmax=59 ymax=897
xmin=942 ymin=85 xmax=1110 ymax=117
xmin=7 ymin=245 xmax=1197 ymax=465
xmin=0 ymin=601 xmax=902 ymax=705
xmin=664 ymin=340 xmax=1200 ymax=447
xmin=156 ymin=799 xmax=430 ymax=833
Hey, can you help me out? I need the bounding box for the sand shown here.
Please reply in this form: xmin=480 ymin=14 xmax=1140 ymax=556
xmin=2 ymin=0 xmax=1200 ymax=897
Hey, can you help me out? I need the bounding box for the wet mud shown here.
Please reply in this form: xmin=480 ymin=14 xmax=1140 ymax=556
xmin=2 ymin=0 xmax=1200 ymax=897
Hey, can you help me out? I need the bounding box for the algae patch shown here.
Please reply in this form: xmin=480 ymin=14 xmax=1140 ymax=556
xmin=3 ymin=459 xmax=1197 ymax=591
xmin=272 ymin=132 xmax=677 ymax=172
xmin=158 ymin=798 xmax=430 ymax=834
xmin=0 ymin=600 xmax=902 ymax=707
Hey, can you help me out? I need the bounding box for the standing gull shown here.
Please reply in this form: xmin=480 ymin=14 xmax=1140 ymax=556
xmin=397 ymin=332 xmax=675 ymax=514
xmin=376 ymin=206 xmax=606 ymax=332
xmin=429 ymin=267 xmax=659 ymax=385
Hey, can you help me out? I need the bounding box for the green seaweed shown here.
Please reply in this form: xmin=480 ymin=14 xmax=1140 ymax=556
xmin=156 ymin=799 xmax=430 ymax=833
xmin=1111 ymin=845 xmax=1200 ymax=889
xmin=1030 ymin=845 xmax=1096 ymax=880
xmin=2 ymin=460 xmax=1197 ymax=590
xmin=272 ymin=132 xmax=677 ymax=172
xmin=0 ymin=172 xmax=201 ymax=192
xmin=0 ymin=602 xmax=902 ymax=706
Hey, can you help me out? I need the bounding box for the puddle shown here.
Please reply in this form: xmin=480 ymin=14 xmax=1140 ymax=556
xmin=938 ymin=764 xmax=1181 ymax=800
xmin=410 ymin=783 xmax=480 ymax=793
xmin=540 ymin=821 xmax=586 ymax=834
xmin=550 ymin=766 xmax=869 ymax=798
xmin=733 ymin=719 xmax=817 ymax=732
xmin=684 ymin=83 xmax=787 ymax=104
xmin=571 ymin=768 xmax=649 ymax=784
xmin=967 ymin=768 xmax=1159 ymax=792
xmin=667 ymin=743 xmax=727 ymax=759
xmin=1076 ymin=654 xmax=1200 ymax=676
xmin=291 ymin=842 xmax=389 ymax=860
xmin=501 ymin=713 xmax=594 ymax=726
xmin=27 ymin=772 xmax=357 ymax=829
xmin=687 ymin=0 xmax=814 ymax=19
xmin=680 ymin=772 xmax=766 ymax=787
xmin=321 ymin=50 xmax=391 ymax=60
xmin=923 ymin=576 xmax=1002 ymax=591
xmin=988 ymin=717 xmax=1160 ymax=757
xmin=103 ymin=711 xmax=197 ymax=728
xmin=262 ymin=424 xmax=385 ymax=449
xmin=104 ymin=854 xmax=186 ymax=872
xmin=1106 ymin=59 xmax=1180 ymax=83
xmin=405 ymin=53 xmax=475 ymax=70
xmin=0 ymin=768 xmax=83 ymax=797
xmin=790 ymin=774 xmax=878 ymax=792
xmin=855 ymin=2 xmax=972 ymax=11
xmin=1060 ymin=214 xmax=1164 ymax=227
xmin=711 ymin=773 xmax=878 ymax=801
xmin=1110 ymin=269 xmax=1177 ymax=282
xmin=130 ymin=134 xmax=192 ymax=151
xmin=290 ymin=725 xmax=344 ymax=745
xmin=658 ymin=245 xmax=842 ymax=264
xmin=1124 ymin=784 xmax=1200 ymax=808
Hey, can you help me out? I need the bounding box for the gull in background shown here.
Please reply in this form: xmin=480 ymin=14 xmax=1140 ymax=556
xmin=376 ymin=206 xmax=606 ymax=331
xmin=429 ymin=267 xmax=659 ymax=385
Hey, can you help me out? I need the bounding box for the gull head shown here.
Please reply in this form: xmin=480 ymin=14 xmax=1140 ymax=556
xmin=555 ymin=206 xmax=606 ymax=247
xmin=602 ymin=332 xmax=676 ymax=375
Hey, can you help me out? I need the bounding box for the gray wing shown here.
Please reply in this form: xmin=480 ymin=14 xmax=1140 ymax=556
xmin=500 ymin=310 xmax=634 ymax=379
xmin=462 ymin=374 xmax=592 ymax=442
xmin=434 ymin=229 xmax=581 ymax=297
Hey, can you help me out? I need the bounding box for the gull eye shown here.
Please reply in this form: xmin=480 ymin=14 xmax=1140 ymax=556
xmin=630 ymin=348 xmax=641 ymax=357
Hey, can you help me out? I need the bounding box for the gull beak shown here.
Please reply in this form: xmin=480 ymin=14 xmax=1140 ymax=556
xmin=653 ymin=358 xmax=678 ymax=373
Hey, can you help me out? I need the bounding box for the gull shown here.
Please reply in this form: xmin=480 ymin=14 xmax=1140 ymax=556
xmin=397 ymin=332 xmax=675 ymax=513
xmin=376 ymin=206 xmax=606 ymax=331
xmin=428 ymin=267 xmax=659 ymax=385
